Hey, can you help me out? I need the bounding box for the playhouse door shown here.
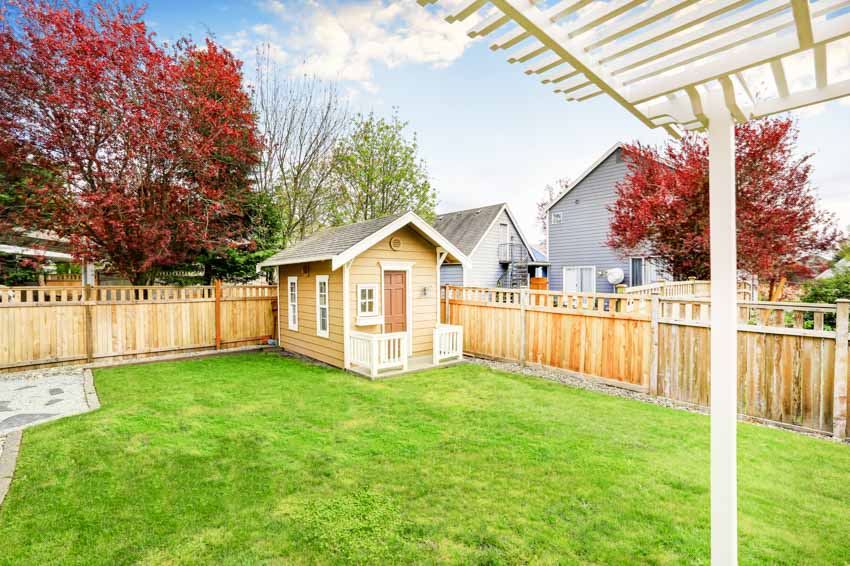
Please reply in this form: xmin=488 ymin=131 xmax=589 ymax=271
xmin=383 ymin=271 xmax=407 ymax=333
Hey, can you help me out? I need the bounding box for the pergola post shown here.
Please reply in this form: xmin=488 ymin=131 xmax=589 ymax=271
xmin=707 ymin=106 xmax=738 ymax=566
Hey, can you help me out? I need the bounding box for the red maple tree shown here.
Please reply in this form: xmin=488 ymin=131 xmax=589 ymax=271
xmin=607 ymin=118 xmax=840 ymax=288
xmin=0 ymin=0 xmax=259 ymax=283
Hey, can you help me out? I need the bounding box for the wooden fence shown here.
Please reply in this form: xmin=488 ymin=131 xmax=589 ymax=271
xmin=621 ymin=278 xmax=755 ymax=300
xmin=0 ymin=283 xmax=277 ymax=372
xmin=442 ymin=285 xmax=850 ymax=438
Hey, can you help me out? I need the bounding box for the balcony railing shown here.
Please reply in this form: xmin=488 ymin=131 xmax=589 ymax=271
xmin=349 ymin=331 xmax=408 ymax=378
xmin=433 ymin=325 xmax=463 ymax=365
xmin=498 ymin=243 xmax=529 ymax=264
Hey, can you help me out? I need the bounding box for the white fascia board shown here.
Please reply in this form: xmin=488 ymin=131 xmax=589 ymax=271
xmin=544 ymin=143 xmax=623 ymax=212
xmin=502 ymin=204 xmax=538 ymax=259
xmin=331 ymin=212 xmax=471 ymax=271
xmin=257 ymin=254 xmax=334 ymax=269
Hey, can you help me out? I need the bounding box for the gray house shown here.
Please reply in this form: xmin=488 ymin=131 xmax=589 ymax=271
xmin=435 ymin=203 xmax=544 ymax=288
xmin=546 ymin=144 xmax=666 ymax=293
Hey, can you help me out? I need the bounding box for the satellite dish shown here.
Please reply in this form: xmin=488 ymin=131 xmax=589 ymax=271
xmin=607 ymin=268 xmax=625 ymax=285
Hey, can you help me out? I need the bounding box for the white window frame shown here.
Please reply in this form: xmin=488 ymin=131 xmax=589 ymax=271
xmin=562 ymin=265 xmax=596 ymax=293
xmin=357 ymin=284 xmax=378 ymax=316
xmin=630 ymin=256 xmax=662 ymax=287
xmin=356 ymin=283 xmax=383 ymax=326
xmin=316 ymin=275 xmax=329 ymax=338
xmin=551 ymin=211 xmax=563 ymax=225
xmin=287 ymin=276 xmax=298 ymax=331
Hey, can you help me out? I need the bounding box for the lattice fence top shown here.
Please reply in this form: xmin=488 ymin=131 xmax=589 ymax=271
xmin=419 ymin=0 xmax=850 ymax=135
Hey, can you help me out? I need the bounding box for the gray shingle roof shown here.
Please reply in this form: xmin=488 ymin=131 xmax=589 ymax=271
xmin=433 ymin=203 xmax=505 ymax=256
xmin=260 ymin=212 xmax=407 ymax=266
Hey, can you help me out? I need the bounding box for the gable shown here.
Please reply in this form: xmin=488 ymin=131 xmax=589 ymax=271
xmin=550 ymin=149 xmax=626 ymax=213
xmin=362 ymin=225 xmax=436 ymax=259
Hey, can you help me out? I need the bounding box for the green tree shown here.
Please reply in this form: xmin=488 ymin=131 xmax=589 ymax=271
xmin=166 ymin=190 xmax=282 ymax=284
xmin=330 ymin=109 xmax=436 ymax=224
xmin=802 ymin=268 xmax=850 ymax=304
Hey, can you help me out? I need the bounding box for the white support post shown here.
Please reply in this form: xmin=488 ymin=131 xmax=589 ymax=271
xmin=708 ymin=106 xmax=738 ymax=566
xmin=343 ymin=261 xmax=352 ymax=370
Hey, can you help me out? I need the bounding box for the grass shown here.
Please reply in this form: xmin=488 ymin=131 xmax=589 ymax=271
xmin=1 ymin=353 xmax=849 ymax=565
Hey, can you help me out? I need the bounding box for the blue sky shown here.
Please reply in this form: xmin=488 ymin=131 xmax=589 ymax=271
xmin=143 ymin=0 xmax=850 ymax=245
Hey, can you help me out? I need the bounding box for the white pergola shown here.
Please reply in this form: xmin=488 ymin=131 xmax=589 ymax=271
xmin=417 ymin=1 xmax=850 ymax=563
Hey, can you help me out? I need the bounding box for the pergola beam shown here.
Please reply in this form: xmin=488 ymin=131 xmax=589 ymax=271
xmin=626 ymin=17 xmax=850 ymax=105
xmin=770 ymin=59 xmax=790 ymax=98
xmin=613 ymin=0 xmax=794 ymax=78
xmin=791 ymin=0 xmax=815 ymax=48
xmin=595 ymin=0 xmax=753 ymax=64
xmin=488 ymin=0 xmax=658 ymax=130
xmin=583 ymin=0 xmax=701 ymax=51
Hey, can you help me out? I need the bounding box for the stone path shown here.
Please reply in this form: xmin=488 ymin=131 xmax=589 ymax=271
xmin=0 ymin=367 xmax=97 ymax=434
xmin=0 ymin=367 xmax=100 ymax=507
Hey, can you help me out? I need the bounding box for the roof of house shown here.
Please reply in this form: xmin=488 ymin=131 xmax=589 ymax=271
xmin=816 ymin=258 xmax=850 ymax=280
xmin=258 ymin=211 xmax=469 ymax=271
xmin=530 ymin=248 xmax=547 ymax=262
xmin=434 ymin=203 xmax=536 ymax=259
xmin=433 ymin=204 xmax=505 ymax=256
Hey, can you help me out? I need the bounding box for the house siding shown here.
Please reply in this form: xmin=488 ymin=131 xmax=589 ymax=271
xmin=548 ymin=149 xmax=631 ymax=293
xmin=467 ymin=209 xmax=524 ymax=288
xmin=440 ymin=263 xmax=464 ymax=286
xmin=278 ymin=260 xmax=344 ymax=367
xmin=349 ymin=225 xmax=438 ymax=357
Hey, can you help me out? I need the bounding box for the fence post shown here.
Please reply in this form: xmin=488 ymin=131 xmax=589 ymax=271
xmin=84 ymin=284 xmax=94 ymax=363
xmin=649 ymin=292 xmax=660 ymax=396
xmin=834 ymin=299 xmax=849 ymax=440
xmin=615 ymin=284 xmax=627 ymax=294
xmin=214 ymin=279 xmax=222 ymax=351
xmin=520 ymin=288 xmax=528 ymax=366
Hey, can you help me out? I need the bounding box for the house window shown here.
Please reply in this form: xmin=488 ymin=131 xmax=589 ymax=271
xmin=552 ymin=211 xmax=563 ymax=225
xmin=563 ymin=266 xmax=596 ymax=293
xmin=630 ymin=257 xmax=661 ymax=286
xmin=358 ymin=284 xmax=378 ymax=317
xmin=287 ymin=276 xmax=298 ymax=331
xmin=316 ymin=275 xmax=329 ymax=338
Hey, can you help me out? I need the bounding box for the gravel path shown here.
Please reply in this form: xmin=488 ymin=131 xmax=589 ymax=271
xmin=0 ymin=367 xmax=97 ymax=434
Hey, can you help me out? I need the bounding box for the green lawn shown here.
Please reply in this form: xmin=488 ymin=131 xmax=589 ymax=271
xmin=1 ymin=353 xmax=849 ymax=565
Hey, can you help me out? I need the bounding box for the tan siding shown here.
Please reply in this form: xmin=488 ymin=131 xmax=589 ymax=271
xmin=278 ymin=261 xmax=344 ymax=367
xmin=350 ymin=225 xmax=438 ymax=356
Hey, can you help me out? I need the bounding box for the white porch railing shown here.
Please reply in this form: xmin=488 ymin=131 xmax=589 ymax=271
xmin=349 ymin=331 xmax=408 ymax=378
xmin=433 ymin=324 xmax=463 ymax=365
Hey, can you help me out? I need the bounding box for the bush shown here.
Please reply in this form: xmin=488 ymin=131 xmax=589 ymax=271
xmin=801 ymin=269 xmax=850 ymax=304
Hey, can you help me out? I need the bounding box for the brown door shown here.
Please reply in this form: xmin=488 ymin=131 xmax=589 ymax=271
xmin=383 ymin=271 xmax=406 ymax=333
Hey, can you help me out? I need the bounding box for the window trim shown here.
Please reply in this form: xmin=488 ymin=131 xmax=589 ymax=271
xmin=287 ymin=276 xmax=298 ymax=331
xmin=630 ymin=256 xmax=661 ymax=287
xmin=562 ymin=265 xmax=596 ymax=293
xmin=316 ymin=275 xmax=329 ymax=338
xmin=357 ymin=283 xmax=379 ymax=317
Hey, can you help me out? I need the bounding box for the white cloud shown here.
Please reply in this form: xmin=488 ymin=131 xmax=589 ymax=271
xmin=222 ymin=1 xmax=477 ymax=92
xmin=286 ymin=1 xmax=478 ymax=87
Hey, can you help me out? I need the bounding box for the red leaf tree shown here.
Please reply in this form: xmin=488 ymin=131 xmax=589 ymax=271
xmin=0 ymin=0 xmax=259 ymax=284
xmin=607 ymin=118 xmax=840 ymax=287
